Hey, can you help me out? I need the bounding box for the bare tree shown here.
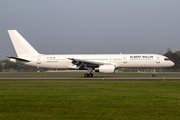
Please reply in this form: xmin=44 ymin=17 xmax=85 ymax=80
xmin=164 ymin=47 xmax=172 ymax=58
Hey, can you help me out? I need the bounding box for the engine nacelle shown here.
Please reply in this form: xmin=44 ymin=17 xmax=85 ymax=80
xmin=96 ymin=65 xmax=115 ymax=73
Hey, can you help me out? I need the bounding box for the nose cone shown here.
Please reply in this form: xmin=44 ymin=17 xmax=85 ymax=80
xmin=170 ymin=61 xmax=175 ymax=67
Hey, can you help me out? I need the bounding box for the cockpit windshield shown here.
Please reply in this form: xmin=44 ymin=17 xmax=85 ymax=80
xmin=164 ymin=58 xmax=169 ymax=61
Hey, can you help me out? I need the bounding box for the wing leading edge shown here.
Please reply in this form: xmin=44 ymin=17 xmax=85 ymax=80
xmin=68 ymin=58 xmax=104 ymax=68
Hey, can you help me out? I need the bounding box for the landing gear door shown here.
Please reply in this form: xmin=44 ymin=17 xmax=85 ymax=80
xmin=37 ymin=57 xmax=41 ymax=64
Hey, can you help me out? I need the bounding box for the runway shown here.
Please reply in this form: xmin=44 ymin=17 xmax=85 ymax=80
xmin=1 ymin=77 xmax=180 ymax=80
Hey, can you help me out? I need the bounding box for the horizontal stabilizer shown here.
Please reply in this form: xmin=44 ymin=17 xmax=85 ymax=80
xmin=7 ymin=56 xmax=31 ymax=62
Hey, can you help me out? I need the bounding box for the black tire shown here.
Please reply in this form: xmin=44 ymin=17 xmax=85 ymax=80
xmin=89 ymin=73 xmax=93 ymax=77
xmin=84 ymin=73 xmax=89 ymax=77
xmin=152 ymin=74 xmax=155 ymax=77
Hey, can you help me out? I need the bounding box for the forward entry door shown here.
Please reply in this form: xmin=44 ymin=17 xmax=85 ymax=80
xmin=123 ymin=56 xmax=127 ymax=63
xmin=156 ymin=56 xmax=160 ymax=63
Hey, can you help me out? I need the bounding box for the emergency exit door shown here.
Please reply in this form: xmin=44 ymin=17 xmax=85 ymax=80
xmin=37 ymin=57 xmax=41 ymax=64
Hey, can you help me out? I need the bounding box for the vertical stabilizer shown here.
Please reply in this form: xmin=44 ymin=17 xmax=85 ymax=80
xmin=8 ymin=30 xmax=39 ymax=56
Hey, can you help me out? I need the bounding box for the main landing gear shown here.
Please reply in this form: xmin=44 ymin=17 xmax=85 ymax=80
xmin=84 ymin=73 xmax=93 ymax=77
xmin=84 ymin=67 xmax=94 ymax=77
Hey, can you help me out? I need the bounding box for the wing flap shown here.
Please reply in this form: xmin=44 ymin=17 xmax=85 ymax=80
xmin=68 ymin=58 xmax=103 ymax=68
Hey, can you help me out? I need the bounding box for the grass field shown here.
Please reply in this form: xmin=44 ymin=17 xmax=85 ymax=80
xmin=1 ymin=72 xmax=180 ymax=77
xmin=0 ymin=80 xmax=180 ymax=120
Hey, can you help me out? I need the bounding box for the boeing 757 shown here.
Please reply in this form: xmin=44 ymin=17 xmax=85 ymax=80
xmin=7 ymin=30 xmax=174 ymax=77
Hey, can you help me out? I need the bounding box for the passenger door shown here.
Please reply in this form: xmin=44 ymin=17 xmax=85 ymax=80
xmin=123 ymin=56 xmax=127 ymax=63
xmin=37 ymin=57 xmax=41 ymax=64
xmin=156 ymin=56 xmax=160 ymax=63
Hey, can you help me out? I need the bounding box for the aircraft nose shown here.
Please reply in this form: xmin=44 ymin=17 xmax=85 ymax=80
xmin=170 ymin=61 xmax=175 ymax=66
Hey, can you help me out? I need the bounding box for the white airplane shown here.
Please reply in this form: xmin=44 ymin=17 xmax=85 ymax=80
xmin=7 ymin=30 xmax=174 ymax=77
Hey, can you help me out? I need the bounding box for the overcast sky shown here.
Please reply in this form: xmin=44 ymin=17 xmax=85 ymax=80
xmin=0 ymin=1 xmax=180 ymax=60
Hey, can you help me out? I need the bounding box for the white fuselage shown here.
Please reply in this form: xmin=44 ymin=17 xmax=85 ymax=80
xmin=12 ymin=54 xmax=174 ymax=69
xmin=7 ymin=30 xmax=175 ymax=77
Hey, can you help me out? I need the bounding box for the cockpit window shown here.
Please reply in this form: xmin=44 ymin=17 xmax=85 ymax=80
xmin=164 ymin=58 xmax=169 ymax=61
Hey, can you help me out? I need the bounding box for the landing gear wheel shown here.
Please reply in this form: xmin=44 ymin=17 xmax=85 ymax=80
xmin=84 ymin=73 xmax=89 ymax=77
xmin=89 ymin=73 xmax=93 ymax=77
xmin=152 ymin=74 xmax=155 ymax=77
xmin=84 ymin=73 xmax=93 ymax=77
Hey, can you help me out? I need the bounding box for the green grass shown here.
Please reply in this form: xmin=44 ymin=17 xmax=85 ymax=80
xmin=0 ymin=80 xmax=180 ymax=120
xmin=1 ymin=72 xmax=180 ymax=77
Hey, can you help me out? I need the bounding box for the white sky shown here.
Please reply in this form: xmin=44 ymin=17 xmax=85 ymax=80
xmin=0 ymin=1 xmax=180 ymax=59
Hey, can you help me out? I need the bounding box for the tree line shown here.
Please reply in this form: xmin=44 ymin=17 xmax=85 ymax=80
xmin=0 ymin=59 xmax=46 ymax=72
xmin=164 ymin=48 xmax=180 ymax=70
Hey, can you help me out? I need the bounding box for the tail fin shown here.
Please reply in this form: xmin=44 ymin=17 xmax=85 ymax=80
xmin=8 ymin=30 xmax=39 ymax=56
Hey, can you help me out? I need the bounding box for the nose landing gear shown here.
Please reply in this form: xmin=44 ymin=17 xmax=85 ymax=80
xmin=152 ymin=69 xmax=156 ymax=77
xmin=152 ymin=74 xmax=155 ymax=77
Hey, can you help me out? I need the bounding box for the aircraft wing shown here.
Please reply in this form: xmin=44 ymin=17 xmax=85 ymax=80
xmin=68 ymin=58 xmax=103 ymax=68
xmin=7 ymin=56 xmax=31 ymax=62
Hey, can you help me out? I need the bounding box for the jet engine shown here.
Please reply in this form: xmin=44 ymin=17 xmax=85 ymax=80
xmin=95 ymin=64 xmax=115 ymax=73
